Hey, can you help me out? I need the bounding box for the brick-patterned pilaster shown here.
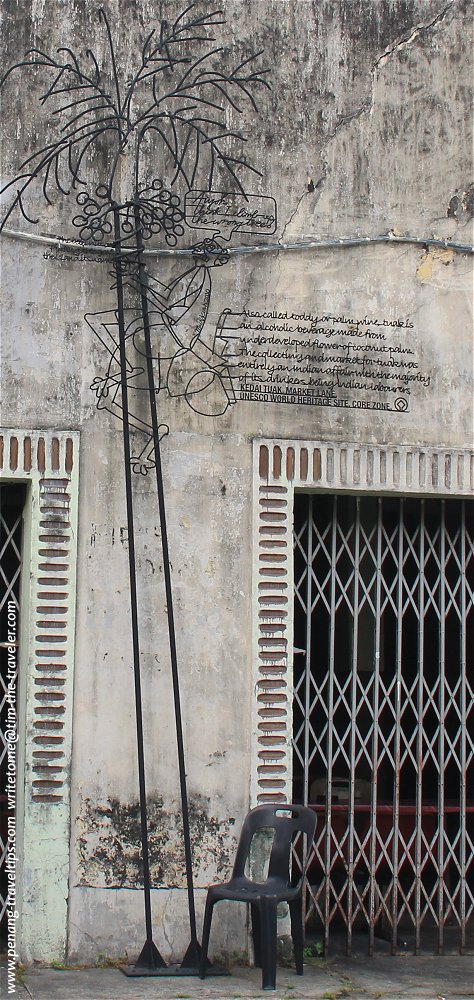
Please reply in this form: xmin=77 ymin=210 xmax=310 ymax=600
xmin=0 ymin=428 xmax=79 ymax=960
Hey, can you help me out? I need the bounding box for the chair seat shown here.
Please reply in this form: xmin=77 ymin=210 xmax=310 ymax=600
xmin=207 ymin=876 xmax=303 ymax=903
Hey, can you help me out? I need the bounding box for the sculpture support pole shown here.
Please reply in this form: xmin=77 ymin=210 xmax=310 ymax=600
xmin=133 ymin=202 xmax=200 ymax=967
xmin=113 ymin=205 xmax=166 ymax=971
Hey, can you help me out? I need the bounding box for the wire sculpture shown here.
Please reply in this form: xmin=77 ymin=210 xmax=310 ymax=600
xmin=1 ymin=2 xmax=271 ymax=977
xmin=87 ymin=235 xmax=235 ymax=474
xmin=73 ymin=180 xmax=186 ymax=247
xmin=0 ymin=5 xmax=269 ymax=221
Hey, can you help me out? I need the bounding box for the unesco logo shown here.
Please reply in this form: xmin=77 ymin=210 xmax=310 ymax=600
xmin=394 ymin=397 xmax=409 ymax=412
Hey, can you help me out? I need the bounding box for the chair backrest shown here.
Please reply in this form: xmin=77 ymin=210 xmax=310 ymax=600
xmin=231 ymin=803 xmax=317 ymax=887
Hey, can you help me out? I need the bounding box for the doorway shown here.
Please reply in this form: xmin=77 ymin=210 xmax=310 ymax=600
xmin=292 ymin=492 xmax=473 ymax=953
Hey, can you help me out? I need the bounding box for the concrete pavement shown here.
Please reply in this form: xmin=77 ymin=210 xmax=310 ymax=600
xmin=2 ymin=953 xmax=473 ymax=1000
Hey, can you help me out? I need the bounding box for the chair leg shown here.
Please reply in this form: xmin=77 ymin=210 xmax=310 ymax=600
xmin=199 ymin=895 xmax=215 ymax=980
xmin=289 ymin=898 xmax=304 ymax=975
xmin=259 ymin=898 xmax=278 ymax=991
xmin=251 ymin=904 xmax=262 ymax=968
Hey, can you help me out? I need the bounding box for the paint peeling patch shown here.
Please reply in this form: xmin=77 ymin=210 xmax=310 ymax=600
xmin=76 ymin=793 xmax=236 ymax=889
xmin=416 ymin=246 xmax=454 ymax=282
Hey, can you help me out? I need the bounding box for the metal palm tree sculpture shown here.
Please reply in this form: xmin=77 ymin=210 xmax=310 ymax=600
xmin=1 ymin=2 xmax=270 ymax=975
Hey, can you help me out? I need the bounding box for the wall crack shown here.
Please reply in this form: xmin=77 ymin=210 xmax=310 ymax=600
xmin=315 ymin=0 xmax=460 ymax=197
xmin=330 ymin=0 xmax=458 ymax=143
xmin=280 ymin=191 xmax=309 ymax=242
xmin=373 ymin=0 xmax=457 ymax=72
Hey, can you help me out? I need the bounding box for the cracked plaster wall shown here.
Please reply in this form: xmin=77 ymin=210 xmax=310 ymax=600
xmin=0 ymin=0 xmax=472 ymax=963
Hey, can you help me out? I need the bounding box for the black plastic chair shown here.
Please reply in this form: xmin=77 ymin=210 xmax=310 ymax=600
xmin=199 ymin=803 xmax=317 ymax=991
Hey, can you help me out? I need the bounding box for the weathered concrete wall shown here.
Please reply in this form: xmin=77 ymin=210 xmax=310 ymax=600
xmin=0 ymin=0 xmax=472 ymax=964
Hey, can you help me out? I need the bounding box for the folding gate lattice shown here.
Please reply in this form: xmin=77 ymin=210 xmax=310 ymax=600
xmin=292 ymin=493 xmax=473 ymax=954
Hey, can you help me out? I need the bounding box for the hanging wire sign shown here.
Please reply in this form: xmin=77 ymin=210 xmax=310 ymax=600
xmin=0 ymin=2 xmax=271 ymax=976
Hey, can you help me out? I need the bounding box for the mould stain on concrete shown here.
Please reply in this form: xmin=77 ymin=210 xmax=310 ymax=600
xmin=76 ymin=793 xmax=236 ymax=888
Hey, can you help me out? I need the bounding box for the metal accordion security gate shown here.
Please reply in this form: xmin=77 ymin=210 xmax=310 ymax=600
xmin=292 ymin=491 xmax=473 ymax=954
